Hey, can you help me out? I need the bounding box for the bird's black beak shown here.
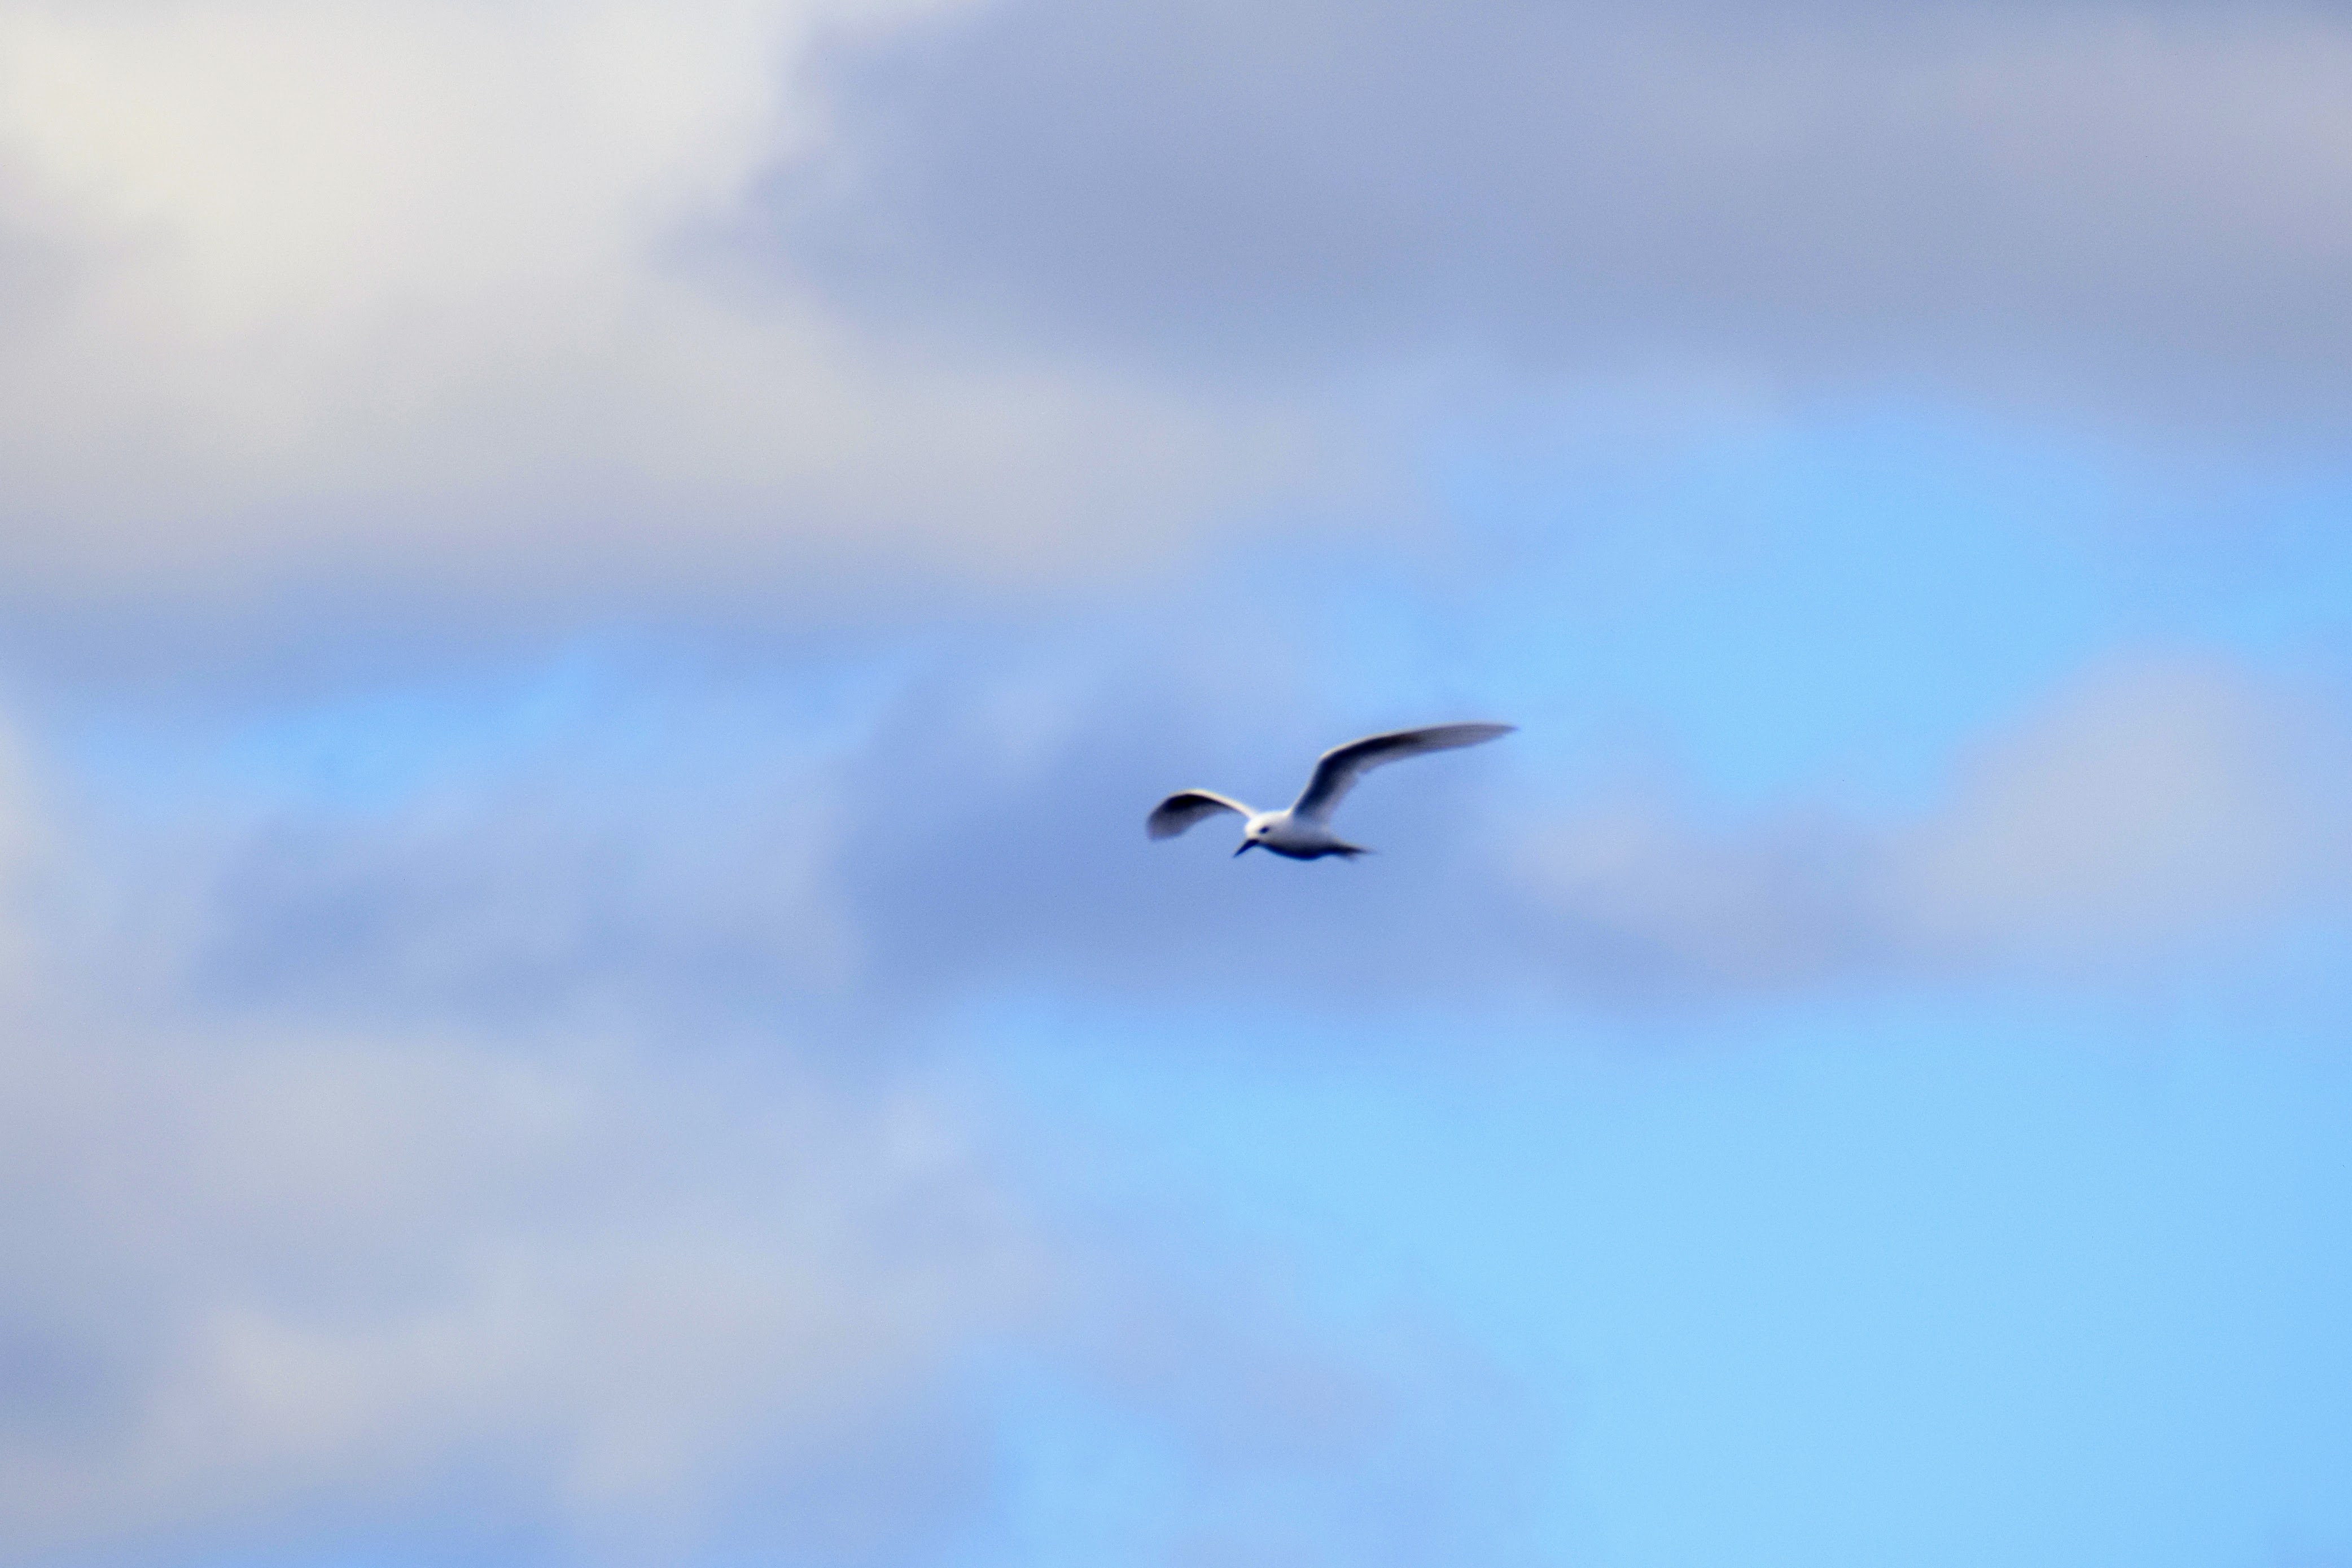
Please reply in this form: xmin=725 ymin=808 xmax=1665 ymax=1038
xmin=1234 ymin=841 xmax=1255 ymax=856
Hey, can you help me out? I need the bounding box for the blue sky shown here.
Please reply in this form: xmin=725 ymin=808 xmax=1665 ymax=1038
xmin=2 ymin=3 xmax=2350 ymax=1566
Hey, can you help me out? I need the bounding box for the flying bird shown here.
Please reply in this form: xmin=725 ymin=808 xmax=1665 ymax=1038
xmin=1147 ymin=722 xmax=1516 ymax=859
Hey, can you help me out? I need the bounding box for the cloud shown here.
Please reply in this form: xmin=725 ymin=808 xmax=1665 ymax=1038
xmin=8 ymin=0 xmax=2347 ymax=636
xmin=116 ymin=620 xmax=2352 ymax=1032
xmin=782 ymin=0 xmax=2352 ymax=432
xmin=0 ymin=1013 xmax=1049 ymax=1563
xmin=0 ymin=684 xmax=1554 ymax=1566
xmin=1893 ymin=654 xmax=2352 ymax=962
xmin=5 ymin=637 xmax=2332 ymax=1558
xmin=15 ymin=0 xmax=2341 ymax=632
xmin=1518 ymin=798 xmax=1895 ymax=993
xmin=0 ymin=703 xmax=1032 ymax=1563
xmin=0 ymin=0 xmax=1329 ymax=610
xmin=139 ymin=634 xmax=1538 ymax=1024
xmin=814 ymin=646 xmax=2352 ymax=1001
xmin=1518 ymin=654 xmax=2352 ymax=991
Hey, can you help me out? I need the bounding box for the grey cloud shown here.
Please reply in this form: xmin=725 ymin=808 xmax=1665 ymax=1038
xmin=781 ymin=0 xmax=2352 ymax=428
xmin=8 ymin=0 xmax=2351 ymax=623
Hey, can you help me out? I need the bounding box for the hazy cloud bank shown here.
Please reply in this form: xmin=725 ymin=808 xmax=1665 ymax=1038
xmin=18 ymin=0 xmax=2352 ymax=624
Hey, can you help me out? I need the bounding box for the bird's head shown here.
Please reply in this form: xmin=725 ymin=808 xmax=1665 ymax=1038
xmin=1234 ymin=820 xmax=1269 ymax=856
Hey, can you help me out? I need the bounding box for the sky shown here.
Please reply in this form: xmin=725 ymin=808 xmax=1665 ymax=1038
xmin=1 ymin=2 xmax=2349 ymax=1565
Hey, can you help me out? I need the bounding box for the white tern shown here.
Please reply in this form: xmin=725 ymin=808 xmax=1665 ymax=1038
xmin=1147 ymin=722 xmax=1515 ymax=860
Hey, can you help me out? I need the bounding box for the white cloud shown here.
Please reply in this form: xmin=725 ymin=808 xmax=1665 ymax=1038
xmin=1521 ymin=794 xmax=1887 ymax=990
xmin=1516 ymin=654 xmax=2352 ymax=990
xmin=0 ymin=0 xmax=1327 ymax=606
xmin=0 ymin=1013 xmax=1049 ymax=1562
xmin=0 ymin=709 xmax=1054 ymax=1563
xmin=5 ymin=638 xmax=2331 ymax=1552
xmin=1892 ymin=656 xmax=2352 ymax=964
xmin=5 ymin=638 xmax=2330 ymax=1562
xmin=0 ymin=678 xmax=1541 ymax=1566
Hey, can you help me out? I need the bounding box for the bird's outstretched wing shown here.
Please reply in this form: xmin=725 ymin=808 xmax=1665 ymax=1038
xmin=1290 ymin=723 xmax=1515 ymax=822
xmin=1147 ymin=790 xmax=1255 ymax=840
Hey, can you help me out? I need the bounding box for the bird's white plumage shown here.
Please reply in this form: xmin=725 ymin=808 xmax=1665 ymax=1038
xmin=1290 ymin=722 xmax=1517 ymax=822
xmin=1145 ymin=789 xmax=1254 ymax=840
xmin=1147 ymin=722 xmax=1514 ymax=860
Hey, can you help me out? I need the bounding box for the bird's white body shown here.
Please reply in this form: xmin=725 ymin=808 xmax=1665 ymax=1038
xmin=1240 ymin=807 xmax=1359 ymax=861
xmin=1147 ymin=722 xmax=1515 ymax=860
